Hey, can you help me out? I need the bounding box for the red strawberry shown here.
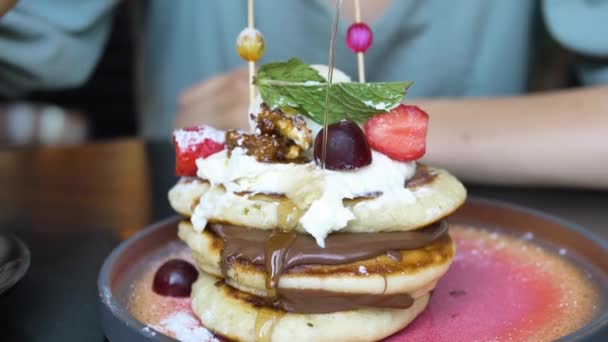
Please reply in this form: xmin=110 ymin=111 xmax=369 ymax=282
xmin=364 ymin=104 xmax=429 ymax=161
xmin=173 ymin=125 xmax=225 ymax=177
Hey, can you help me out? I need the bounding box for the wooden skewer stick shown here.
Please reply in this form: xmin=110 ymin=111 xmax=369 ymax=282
xmin=354 ymin=0 xmax=365 ymax=83
xmin=247 ymin=0 xmax=256 ymax=105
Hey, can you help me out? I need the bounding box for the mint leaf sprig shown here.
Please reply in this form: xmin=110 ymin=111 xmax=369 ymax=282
xmin=254 ymin=58 xmax=412 ymax=125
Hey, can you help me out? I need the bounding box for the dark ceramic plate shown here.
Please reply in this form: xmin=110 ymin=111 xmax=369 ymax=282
xmin=98 ymin=198 xmax=608 ymax=341
xmin=0 ymin=234 xmax=30 ymax=295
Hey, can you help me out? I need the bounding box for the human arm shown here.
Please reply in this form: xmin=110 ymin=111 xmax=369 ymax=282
xmin=418 ymin=85 xmax=608 ymax=189
xmin=0 ymin=0 xmax=117 ymax=97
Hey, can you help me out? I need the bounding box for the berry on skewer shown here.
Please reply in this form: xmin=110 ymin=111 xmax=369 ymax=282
xmin=346 ymin=0 xmax=372 ymax=83
xmin=236 ymin=0 xmax=266 ymax=106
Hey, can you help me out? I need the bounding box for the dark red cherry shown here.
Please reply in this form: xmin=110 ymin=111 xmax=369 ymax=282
xmin=152 ymin=259 xmax=198 ymax=297
xmin=314 ymin=119 xmax=372 ymax=170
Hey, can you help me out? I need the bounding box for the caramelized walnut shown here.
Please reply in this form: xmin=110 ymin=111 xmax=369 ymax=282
xmin=225 ymin=104 xmax=312 ymax=163
xmin=226 ymin=130 xmax=307 ymax=163
xmin=256 ymin=103 xmax=312 ymax=150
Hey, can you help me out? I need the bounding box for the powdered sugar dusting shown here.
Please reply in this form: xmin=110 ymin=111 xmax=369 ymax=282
xmin=141 ymin=326 xmax=157 ymax=337
xmin=358 ymin=265 xmax=368 ymax=274
xmin=152 ymin=311 xmax=218 ymax=342
xmin=173 ymin=125 xmax=226 ymax=148
xmin=362 ymin=100 xmax=392 ymax=111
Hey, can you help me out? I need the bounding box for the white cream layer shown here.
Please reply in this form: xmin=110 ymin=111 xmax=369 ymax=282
xmin=192 ymin=148 xmax=416 ymax=246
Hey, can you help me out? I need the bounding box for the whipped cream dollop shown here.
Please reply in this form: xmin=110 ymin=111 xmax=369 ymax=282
xmin=197 ymin=148 xmax=321 ymax=204
xmin=300 ymin=151 xmax=416 ymax=246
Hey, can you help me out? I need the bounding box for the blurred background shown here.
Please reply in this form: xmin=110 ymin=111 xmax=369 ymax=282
xmin=0 ymin=2 xmax=136 ymax=145
xmin=0 ymin=2 xmax=580 ymax=147
xmin=0 ymin=2 xmax=148 ymax=236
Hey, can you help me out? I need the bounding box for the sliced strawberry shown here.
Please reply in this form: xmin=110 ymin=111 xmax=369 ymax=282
xmin=173 ymin=125 xmax=226 ymax=177
xmin=364 ymin=104 xmax=429 ymax=161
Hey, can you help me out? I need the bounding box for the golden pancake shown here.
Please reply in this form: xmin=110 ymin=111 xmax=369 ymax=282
xmin=192 ymin=272 xmax=431 ymax=342
xmin=167 ymin=178 xmax=209 ymax=217
xmin=178 ymin=221 xmax=454 ymax=298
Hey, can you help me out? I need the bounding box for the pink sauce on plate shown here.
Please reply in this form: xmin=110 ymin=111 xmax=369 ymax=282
xmin=128 ymin=226 xmax=598 ymax=342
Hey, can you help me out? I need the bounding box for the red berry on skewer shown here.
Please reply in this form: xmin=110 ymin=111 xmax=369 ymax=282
xmin=346 ymin=22 xmax=373 ymax=53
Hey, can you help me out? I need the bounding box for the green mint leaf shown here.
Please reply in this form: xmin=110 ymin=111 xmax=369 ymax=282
xmin=255 ymin=59 xmax=411 ymax=124
xmin=255 ymin=58 xmax=326 ymax=83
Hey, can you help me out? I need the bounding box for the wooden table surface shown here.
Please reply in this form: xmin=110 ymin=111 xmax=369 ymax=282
xmin=0 ymin=139 xmax=606 ymax=341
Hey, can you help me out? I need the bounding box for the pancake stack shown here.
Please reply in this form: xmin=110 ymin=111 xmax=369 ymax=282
xmin=168 ymin=64 xmax=466 ymax=342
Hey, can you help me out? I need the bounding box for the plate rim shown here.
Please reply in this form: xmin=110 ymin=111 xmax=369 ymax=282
xmin=0 ymin=234 xmax=31 ymax=296
xmin=97 ymin=197 xmax=608 ymax=341
xmin=98 ymin=215 xmax=181 ymax=342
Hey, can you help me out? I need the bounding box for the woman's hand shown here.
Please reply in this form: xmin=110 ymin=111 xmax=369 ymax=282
xmin=175 ymin=66 xmax=251 ymax=131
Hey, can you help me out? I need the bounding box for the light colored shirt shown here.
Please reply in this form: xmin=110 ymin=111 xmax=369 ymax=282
xmin=1 ymin=0 xmax=608 ymax=139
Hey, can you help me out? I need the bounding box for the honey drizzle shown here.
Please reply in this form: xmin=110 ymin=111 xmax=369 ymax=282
xmin=264 ymin=229 xmax=297 ymax=289
xmin=321 ymin=0 xmax=343 ymax=171
xmin=255 ymin=5 xmax=343 ymax=340
xmin=276 ymin=200 xmax=301 ymax=230
xmin=254 ymin=308 xmax=284 ymax=342
xmin=375 ymin=258 xmax=388 ymax=294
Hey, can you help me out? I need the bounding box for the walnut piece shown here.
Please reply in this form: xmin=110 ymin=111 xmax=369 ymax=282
xmin=257 ymin=103 xmax=312 ymax=150
xmin=225 ymin=104 xmax=312 ymax=163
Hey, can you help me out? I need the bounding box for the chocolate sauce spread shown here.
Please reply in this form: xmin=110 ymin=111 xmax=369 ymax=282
xmin=272 ymin=289 xmax=414 ymax=314
xmin=209 ymin=220 xmax=447 ymax=287
xmin=223 ymin=280 xmax=416 ymax=314
xmin=406 ymin=163 xmax=438 ymax=188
